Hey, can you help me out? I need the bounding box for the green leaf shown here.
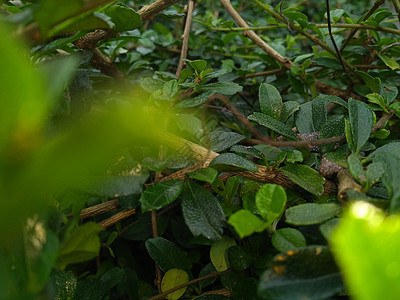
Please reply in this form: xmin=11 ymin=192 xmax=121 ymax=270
xmin=348 ymin=153 xmax=367 ymax=184
xmin=226 ymin=246 xmax=253 ymax=271
xmin=56 ymin=222 xmax=103 ymax=269
xmin=380 ymin=83 xmax=398 ymax=105
xmin=258 ymin=246 xmax=343 ymax=300
xmin=189 ymin=167 xmax=218 ymax=183
xmin=378 ymin=53 xmax=400 ymax=70
xmin=140 ymin=179 xmax=184 ymax=212
xmin=181 ymin=182 xmax=225 ymax=241
xmin=319 ymin=114 xmax=345 ymax=153
xmin=355 ymin=70 xmax=380 ymax=93
xmin=271 ymin=228 xmax=306 ymax=252
xmin=331 ymin=201 xmax=400 ymax=300
xmin=210 ymin=153 xmax=258 ymax=172
xmin=281 ymin=101 xmax=300 ymax=122
xmin=316 ymin=94 xmax=348 ymax=108
xmin=161 ymin=269 xmax=189 ymax=300
xmin=184 ymin=59 xmax=207 ymax=73
xmin=198 ymin=82 xmax=243 ymax=95
xmin=248 ymin=112 xmax=298 ymax=140
xmin=281 ymin=164 xmax=325 ymax=196
xmin=145 ymin=237 xmax=192 ymax=272
xmin=368 ymin=142 xmax=400 ymax=159
xmin=285 ymin=203 xmax=341 ymax=225
xmin=367 ymin=93 xmax=386 ymax=110
xmin=319 ymin=218 xmax=340 ymax=240
xmin=210 ymin=236 xmax=236 ymax=271
xmin=374 ymin=152 xmax=400 ymax=212
xmin=103 ymin=3 xmax=142 ymax=32
xmin=312 ymin=57 xmax=342 ymax=70
xmin=348 ymin=98 xmax=373 ymax=153
xmin=259 ymin=83 xmax=283 ymax=120
xmin=255 ymin=184 xmax=287 ymax=224
xmin=86 ymin=175 xmax=148 ymax=197
xmin=295 ymin=97 xmax=328 ymax=133
xmin=228 ymin=210 xmax=268 ymax=238
xmin=204 ymin=131 xmax=245 ymax=152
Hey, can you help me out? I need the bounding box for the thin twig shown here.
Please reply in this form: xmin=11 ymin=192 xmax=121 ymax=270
xmin=340 ymin=0 xmax=385 ymax=52
xmin=78 ymin=199 xmax=120 ymax=220
xmin=326 ymin=0 xmax=352 ymax=82
xmin=98 ymin=209 xmax=136 ymax=228
xmin=176 ymin=0 xmax=197 ymax=78
xmin=218 ymin=0 xmax=294 ymax=69
xmin=244 ymin=68 xmax=285 ymax=78
xmin=148 ymin=270 xmax=232 ymax=300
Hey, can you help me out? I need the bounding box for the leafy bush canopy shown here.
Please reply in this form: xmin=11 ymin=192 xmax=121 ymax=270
xmin=1 ymin=0 xmax=400 ymax=299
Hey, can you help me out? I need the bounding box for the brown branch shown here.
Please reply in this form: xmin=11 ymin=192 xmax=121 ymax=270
xmin=148 ymin=270 xmax=231 ymax=300
xmin=176 ymin=0 xmax=197 ymax=78
xmin=139 ymin=0 xmax=180 ymax=22
xmin=340 ymin=0 xmax=385 ymax=53
xmin=79 ymin=199 xmax=120 ymax=219
xmin=372 ymin=110 xmax=395 ymax=133
xmin=98 ymin=208 xmax=136 ymax=228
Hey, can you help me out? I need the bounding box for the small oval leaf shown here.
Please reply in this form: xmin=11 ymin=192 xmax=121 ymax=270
xmin=210 ymin=153 xmax=258 ymax=172
xmin=210 ymin=236 xmax=236 ymax=272
xmin=161 ymin=269 xmax=189 ymax=300
xmin=271 ymin=228 xmax=306 ymax=252
xmin=285 ymin=203 xmax=341 ymax=225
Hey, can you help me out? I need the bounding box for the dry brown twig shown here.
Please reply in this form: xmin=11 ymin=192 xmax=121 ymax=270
xmin=176 ymin=0 xmax=197 ymax=78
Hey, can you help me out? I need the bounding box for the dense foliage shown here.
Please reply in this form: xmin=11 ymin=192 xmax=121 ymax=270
xmin=2 ymin=0 xmax=400 ymax=299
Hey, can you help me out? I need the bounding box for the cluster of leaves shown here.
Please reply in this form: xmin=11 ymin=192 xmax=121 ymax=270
xmin=2 ymin=0 xmax=400 ymax=299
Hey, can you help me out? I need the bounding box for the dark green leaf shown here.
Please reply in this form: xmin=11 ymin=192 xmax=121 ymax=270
xmin=374 ymin=152 xmax=400 ymax=212
xmin=271 ymin=228 xmax=306 ymax=252
xmin=259 ymin=83 xmax=282 ymax=120
xmin=248 ymin=112 xmax=298 ymax=140
xmin=312 ymin=57 xmax=342 ymax=70
xmin=184 ymin=59 xmax=207 ymax=73
xmin=189 ymin=167 xmax=218 ymax=183
xmin=104 ymin=3 xmax=142 ymax=32
xmin=181 ymin=182 xmax=225 ymax=240
xmin=204 ymin=131 xmax=246 ymax=152
xmin=140 ymin=179 xmax=184 ymax=212
xmin=145 ymin=237 xmax=192 ymax=272
xmin=50 ymin=270 xmax=77 ymax=300
xmin=258 ymin=246 xmax=343 ymax=300
xmin=281 ymin=101 xmax=300 ymax=122
xmin=198 ymin=82 xmax=243 ymax=95
xmin=226 ymin=246 xmax=253 ymax=271
xmin=281 ymin=164 xmax=325 ymax=196
xmin=355 ymin=70 xmax=380 ymax=93
xmin=285 ymin=203 xmax=341 ymax=225
xmin=210 ymin=153 xmax=258 ymax=172
xmin=348 ymin=98 xmax=374 ymax=152
xmin=380 ymin=83 xmax=398 ymax=104
xmin=319 ymin=218 xmax=340 ymax=240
